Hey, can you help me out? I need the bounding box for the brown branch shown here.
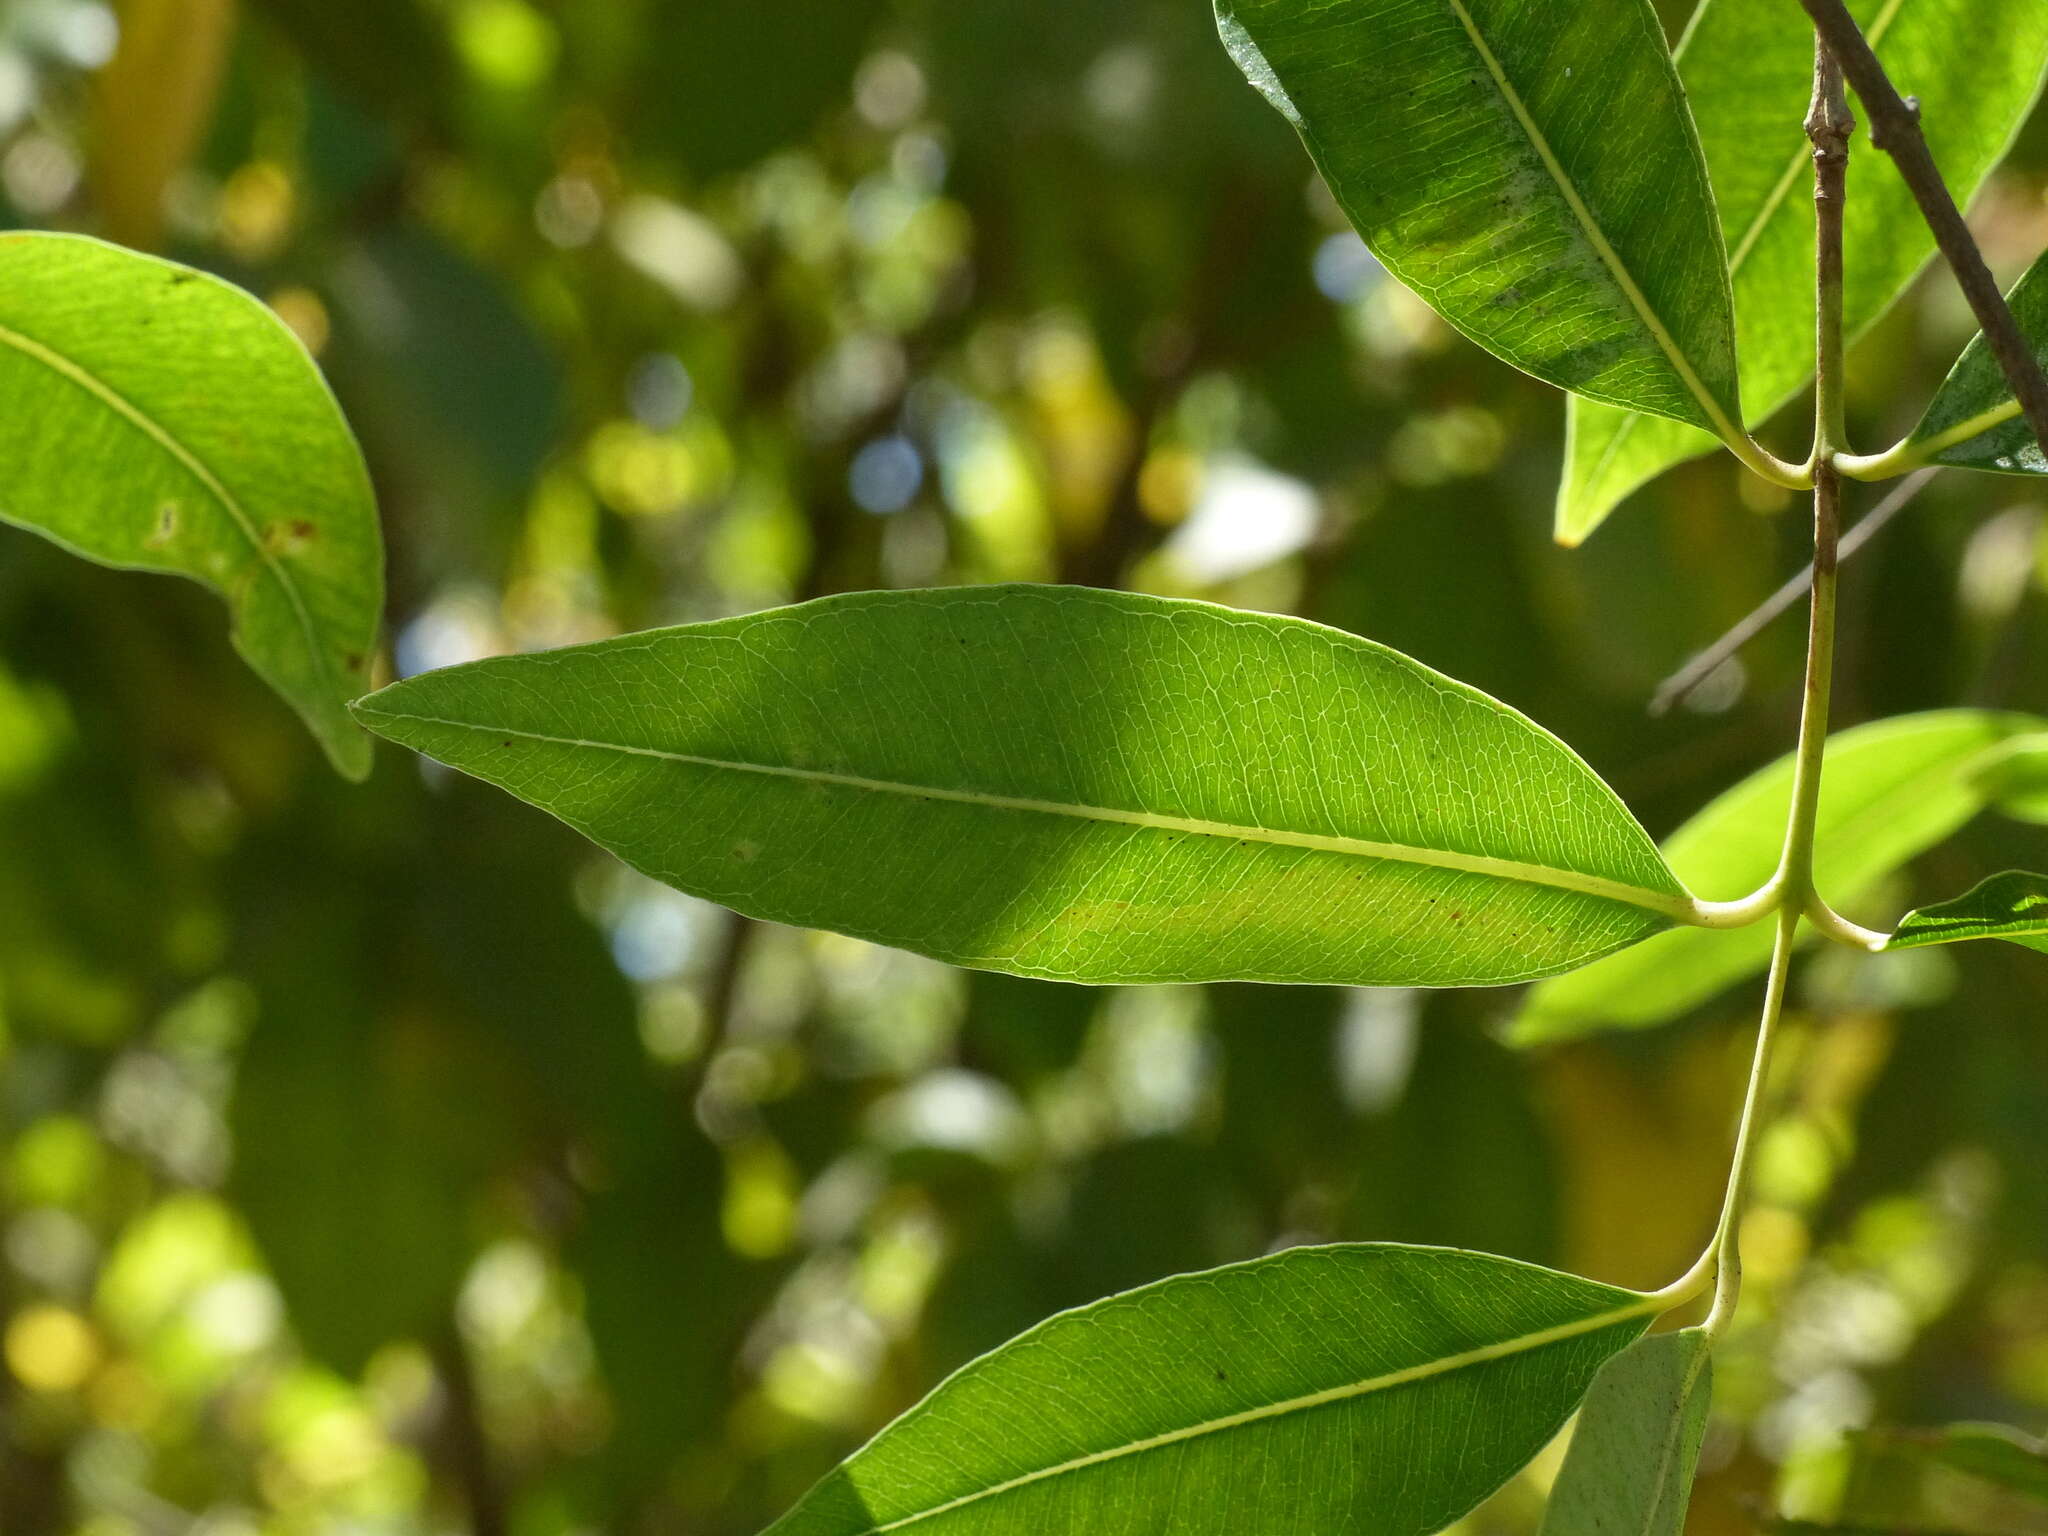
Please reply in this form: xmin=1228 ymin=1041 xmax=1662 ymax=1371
xmin=430 ymin=1323 xmax=510 ymax=1536
xmin=1795 ymin=0 xmax=2048 ymax=456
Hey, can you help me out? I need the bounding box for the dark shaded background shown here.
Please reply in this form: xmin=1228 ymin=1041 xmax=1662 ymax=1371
xmin=3 ymin=0 xmax=2048 ymax=1530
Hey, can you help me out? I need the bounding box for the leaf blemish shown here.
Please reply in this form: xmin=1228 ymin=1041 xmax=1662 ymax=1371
xmin=147 ymin=500 xmax=181 ymax=548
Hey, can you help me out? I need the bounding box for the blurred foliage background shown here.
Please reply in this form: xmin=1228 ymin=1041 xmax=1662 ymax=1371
xmin=4 ymin=0 xmax=2048 ymax=1531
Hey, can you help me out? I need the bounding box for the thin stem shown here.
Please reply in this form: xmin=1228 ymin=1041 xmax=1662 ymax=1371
xmin=1704 ymin=901 xmax=1802 ymax=1336
xmin=1699 ymin=38 xmax=1854 ymax=1340
xmin=1804 ymin=893 xmax=1888 ymax=952
xmin=1778 ymin=46 xmax=1851 ymax=908
xmin=1796 ymin=0 xmax=2048 ymax=463
xmin=1730 ymin=434 xmax=1818 ymax=490
xmin=1649 ymin=467 xmax=1938 ymax=717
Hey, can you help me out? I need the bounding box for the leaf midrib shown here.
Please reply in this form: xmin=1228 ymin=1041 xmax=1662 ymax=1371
xmin=1634 ymin=1342 xmax=1710 ymax=1536
xmin=1441 ymin=0 xmax=1739 ymax=440
xmin=1589 ymin=0 xmax=1914 ymax=470
xmin=0 ymin=313 xmax=333 ymax=705
xmin=357 ymin=710 xmax=1697 ymax=922
xmin=847 ymin=1293 xmax=1659 ymax=1535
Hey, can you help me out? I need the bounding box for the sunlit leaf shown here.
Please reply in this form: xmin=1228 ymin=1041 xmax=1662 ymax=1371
xmin=764 ymin=1244 xmax=1660 ymax=1536
xmin=1216 ymin=0 xmax=1742 ymax=433
xmin=354 ymin=586 xmax=1692 ymax=988
xmin=0 ymin=234 xmax=381 ymax=778
xmin=1905 ymin=248 xmax=2048 ymax=475
xmin=1514 ymin=711 xmax=2042 ymax=1042
xmin=1558 ymin=0 xmax=2048 ymax=541
xmin=1977 ymin=734 xmax=2048 ymax=822
xmin=1539 ymin=1329 xmax=1712 ymax=1536
xmin=1888 ymin=871 xmax=2048 ymax=955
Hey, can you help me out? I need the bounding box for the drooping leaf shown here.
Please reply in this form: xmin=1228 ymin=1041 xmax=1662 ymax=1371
xmin=1888 ymin=871 xmax=2048 ymax=954
xmin=1911 ymin=1424 xmax=2048 ymax=1503
xmin=0 ymin=234 xmax=382 ymax=778
xmin=1214 ymin=0 xmax=1742 ymax=433
xmin=353 ymin=586 xmax=1692 ymax=989
xmin=1514 ymin=711 xmax=2042 ymax=1043
xmin=1905 ymin=248 xmax=2048 ymax=475
xmin=1540 ymin=1329 xmax=1713 ymax=1536
xmin=763 ymin=1244 xmax=1661 ymax=1536
xmin=1977 ymin=734 xmax=2048 ymax=823
xmin=1558 ymin=0 xmax=2048 ymax=541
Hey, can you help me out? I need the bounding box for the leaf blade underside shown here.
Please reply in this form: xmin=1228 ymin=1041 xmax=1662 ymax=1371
xmin=1539 ymin=1329 xmax=1713 ymax=1536
xmin=355 ymin=586 xmax=1688 ymax=989
xmin=763 ymin=1244 xmax=1658 ymax=1536
xmin=1216 ymin=0 xmax=1740 ymax=433
xmin=0 ymin=232 xmax=382 ymax=777
xmin=1888 ymin=870 xmax=2048 ymax=954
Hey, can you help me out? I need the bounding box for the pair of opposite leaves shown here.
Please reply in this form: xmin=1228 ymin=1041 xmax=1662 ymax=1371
xmin=1218 ymin=0 xmax=2048 ymax=538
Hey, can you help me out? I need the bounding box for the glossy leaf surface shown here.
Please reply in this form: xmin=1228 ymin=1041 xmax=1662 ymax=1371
xmin=1906 ymin=248 xmax=2048 ymax=474
xmin=1889 ymin=871 xmax=2048 ymax=954
xmin=355 ymin=587 xmax=1689 ymax=987
xmin=1559 ymin=0 xmax=2048 ymax=541
xmin=1539 ymin=1330 xmax=1712 ymax=1536
xmin=1514 ymin=712 xmax=2041 ymax=1042
xmin=1215 ymin=0 xmax=1740 ymax=432
xmin=764 ymin=1244 xmax=1656 ymax=1536
xmin=0 ymin=233 xmax=381 ymax=777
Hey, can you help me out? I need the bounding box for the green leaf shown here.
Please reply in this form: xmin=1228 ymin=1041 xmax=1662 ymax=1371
xmin=763 ymin=1244 xmax=1660 ymax=1536
xmin=0 ymin=233 xmax=382 ymax=778
xmin=1906 ymin=249 xmax=2048 ymax=474
xmin=352 ymin=586 xmax=1691 ymax=988
xmin=1558 ymin=0 xmax=2048 ymax=541
xmin=1214 ymin=0 xmax=1742 ymax=433
xmin=1888 ymin=871 xmax=2048 ymax=955
xmin=1914 ymin=1424 xmax=2048 ymax=1503
xmin=1977 ymin=734 xmax=2048 ymax=822
xmin=1514 ymin=711 xmax=2042 ymax=1042
xmin=1540 ymin=1330 xmax=1713 ymax=1536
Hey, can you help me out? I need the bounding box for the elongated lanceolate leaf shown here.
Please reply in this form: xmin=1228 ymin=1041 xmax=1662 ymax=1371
xmin=1888 ymin=871 xmax=2048 ymax=955
xmin=0 ymin=233 xmax=382 ymax=777
xmin=1977 ymin=734 xmax=2048 ymax=823
xmin=354 ymin=587 xmax=1690 ymax=988
xmin=1559 ymin=0 xmax=2048 ymax=542
xmin=1906 ymin=1424 xmax=2048 ymax=1503
xmin=1540 ymin=1330 xmax=1713 ymax=1536
xmin=1514 ymin=711 xmax=2043 ymax=1042
xmin=1906 ymin=250 xmax=2048 ymax=475
xmin=763 ymin=1244 xmax=1660 ymax=1536
xmin=1215 ymin=0 xmax=1741 ymax=434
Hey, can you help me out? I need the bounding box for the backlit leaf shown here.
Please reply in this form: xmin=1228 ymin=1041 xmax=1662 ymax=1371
xmin=1905 ymin=248 xmax=2048 ymax=475
xmin=1539 ymin=1329 xmax=1713 ymax=1536
xmin=0 ymin=233 xmax=382 ymax=777
xmin=764 ymin=1244 xmax=1661 ymax=1536
xmin=1558 ymin=0 xmax=2048 ymax=541
xmin=1215 ymin=0 xmax=1742 ymax=432
xmin=1514 ymin=711 xmax=2042 ymax=1042
xmin=1888 ymin=871 xmax=2048 ymax=955
xmin=352 ymin=586 xmax=1692 ymax=989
